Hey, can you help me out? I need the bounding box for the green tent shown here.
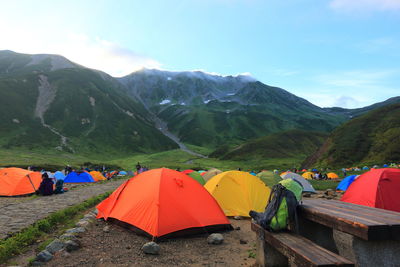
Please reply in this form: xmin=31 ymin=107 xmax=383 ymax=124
xmin=188 ymin=171 xmax=206 ymax=185
xmin=256 ymin=171 xmax=282 ymax=187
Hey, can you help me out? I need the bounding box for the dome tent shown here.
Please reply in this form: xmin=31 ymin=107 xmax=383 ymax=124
xmin=187 ymin=171 xmax=206 ymax=185
xmin=256 ymin=171 xmax=282 ymax=187
xmin=89 ymin=171 xmax=106 ymax=182
xmin=97 ymin=168 xmax=231 ymax=238
xmin=341 ymin=168 xmax=400 ymax=212
xmin=64 ymin=171 xmax=95 ymax=183
xmin=0 ymin=168 xmax=42 ymax=196
xmin=336 ymin=175 xmax=357 ymax=191
xmin=281 ymin=172 xmax=316 ymax=193
xmin=203 ymin=168 xmax=222 ymax=182
xmin=205 ymin=171 xmax=271 ymax=217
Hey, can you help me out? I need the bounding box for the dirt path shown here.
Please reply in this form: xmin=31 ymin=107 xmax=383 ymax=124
xmin=47 ymin=218 xmax=256 ymax=267
xmin=0 ymin=179 xmax=127 ymax=239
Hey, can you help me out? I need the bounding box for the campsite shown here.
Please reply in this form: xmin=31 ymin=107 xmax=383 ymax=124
xmin=1 ymin=1 xmax=400 ymax=267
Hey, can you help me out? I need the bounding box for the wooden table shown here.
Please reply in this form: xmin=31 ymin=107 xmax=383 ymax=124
xmin=298 ymin=199 xmax=400 ymax=266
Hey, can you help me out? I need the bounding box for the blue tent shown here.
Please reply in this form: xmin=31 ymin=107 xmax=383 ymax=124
xmin=119 ymin=171 xmax=127 ymax=175
xmin=383 ymin=164 xmax=388 ymax=168
xmin=54 ymin=171 xmax=65 ymax=180
xmin=362 ymin=166 xmax=369 ymax=170
xmin=336 ymin=175 xmax=357 ymax=191
xmin=249 ymin=172 xmax=256 ymax=176
xmin=312 ymin=168 xmax=318 ymax=172
xmin=64 ymin=172 xmax=95 ymax=183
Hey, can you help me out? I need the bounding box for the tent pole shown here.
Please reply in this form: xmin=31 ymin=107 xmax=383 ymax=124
xmin=27 ymin=174 xmax=37 ymax=192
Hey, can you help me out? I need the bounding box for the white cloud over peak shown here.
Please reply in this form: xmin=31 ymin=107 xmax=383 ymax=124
xmin=330 ymin=0 xmax=400 ymax=12
xmin=0 ymin=22 xmax=161 ymax=77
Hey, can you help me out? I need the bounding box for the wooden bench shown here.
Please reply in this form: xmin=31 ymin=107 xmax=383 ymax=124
xmin=251 ymin=222 xmax=354 ymax=267
xmin=298 ymin=199 xmax=400 ymax=266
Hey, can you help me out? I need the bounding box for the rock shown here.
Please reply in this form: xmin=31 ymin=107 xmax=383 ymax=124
xmin=84 ymin=213 xmax=95 ymax=220
xmin=36 ymin=250 xmax=53 ymax=262
xmin=45 ymin=239 xmax=65 ymax=254
xmin=65 ymin=240 xmax=80 ymax=252
xmin=317 ymin=194 xmax=325 ymax=198
xmin=233 ymin=216 xmax=242 ymax=220
xmin=142 ymin=242 xmax=160 ymax=255
xmin=103 ymin=226 xmax=110 ymax=233
xmin=325 ymin=189 xmax=335 ymax=196
xmin=93 ymin=209 xmax=98 ymax=215
xmin=126 ymin=246 xmax=131 ymax=250
xmin=65 ymin=227 xmax=86 ymax=234
xmin=59 ymin=233 xmax=77 ymax=240
xmin=62 ymin=251 xmax=71 ymax=257
xmin=31 ymin=261 xmax=43 ymax=266
xmin=76 ymin=220 xmax=89 ymax=228
xmin=207 ymin=233 xmax=224 ymax=245
xmin=234 ymin=226 xmax=241 ymax=230
xmin=240 ymin=239 xmax=248 ymax=244
xmin=326 ymin=196 xmax=333 ymax=200
xmin=303 ymin=193 xmax=311 ymax=198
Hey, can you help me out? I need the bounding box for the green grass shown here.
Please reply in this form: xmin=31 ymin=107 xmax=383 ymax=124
xmin=309 ymin=180 xmax=340 ymax=191
xmin=0 ymin=191 xmax=111 ymax=263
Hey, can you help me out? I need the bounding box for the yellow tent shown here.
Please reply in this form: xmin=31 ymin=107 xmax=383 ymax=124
xmin=302 ymin=172 xmax=314 ymax=180
xmin=205 ymin=171 xmax=270 ymax=217
xmin=90 ymin=171 xmax=106 ymax=182
xmin=327 ymin=172 xmax=339 ymax=179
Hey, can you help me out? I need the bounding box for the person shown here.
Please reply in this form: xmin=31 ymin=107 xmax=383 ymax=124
xmin=37 ymin=173 xmax=54 ymax=196
xmin=342 ymin=168 xmax=347 ymax=178
xmin=314 ymin=172 xmax=320 ymax=180
xmin=136 ymin=162 xmax=142 ymax=172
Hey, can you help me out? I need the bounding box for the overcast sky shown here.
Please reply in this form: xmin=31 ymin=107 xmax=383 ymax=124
xmin=0 ymin=0 xmax=399 ymax=108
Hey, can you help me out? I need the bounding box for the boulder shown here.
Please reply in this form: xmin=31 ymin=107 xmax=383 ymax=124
xmin=207 ymin=233 xmax=224 ymax=245
xmin=65 ymin=240 xmax=80 ymax=252
xmin=36 ymin=250 xmax=53 ymax=262
xmin=76 ymin=220 xmax=90 ymax=228
xmin=45 ymin=239 xmax=65 ymax=254
xmin=103 ymin=226 xmax=110 ymax=233
xmin=142 ymin=242 xmax=160 ymax=255
xmin=233 ymin=216 xmax=242 ymax=220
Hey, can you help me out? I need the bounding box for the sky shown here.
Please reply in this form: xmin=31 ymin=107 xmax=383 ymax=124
xmin=0 ymin=0 xmax=399 ymax=108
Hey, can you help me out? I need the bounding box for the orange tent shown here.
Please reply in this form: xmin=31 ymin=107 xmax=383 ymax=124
xmin=97 ymin=168 xmax=231 ymax=238
xmin=327 ymin=172 xmax=339 ymax=179
xmin=0 ymin=168 xmax=42 ymax=196
xmin=89 ymin=171 xmax=106 ymax=182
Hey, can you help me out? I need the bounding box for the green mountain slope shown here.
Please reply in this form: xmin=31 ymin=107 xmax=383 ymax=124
xmin=120 ymin=69 xmax=346 ymax=147
xmin=0 ymin=51 xmax=178 ymax=155
xmin=304 ymin=103 xmax=400 ymax=168
xmin=210 ymin=129 xmax=328 ymax=161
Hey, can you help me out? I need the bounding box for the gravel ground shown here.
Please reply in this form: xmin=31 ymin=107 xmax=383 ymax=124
xmin=46 ymin=218 xmax=257 ymax=267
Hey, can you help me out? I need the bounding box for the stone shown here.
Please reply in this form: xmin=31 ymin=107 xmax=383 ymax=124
xmin=65 ymin=240 xmax=80 ymax=252
xmin=31 ymin=261 xmax=44 ymax=266
xmin=93 ymin=209 xmax=98 ymax=215
xmin=59 ymin=233 xmax=77 ymax=240
xmin=325 ymin=189 xmax=335 ymax=196
xmin=83 ymin=213 xmax=95 ymax=220
xmin=240 ymin=239 xmax=248 ymax=244
xmin=233 ymin=216 xmax=242 ymax=220
xmin=207 ymin=233 xmax=224 ymax=245
xmin=76 ymin=220 xmax=89 ymax=228
xmin=65 ymin=227 xmax=85 ymax=234
xmin=45 ymin=239 xmax=65 ymax=254
xmin=142 ymin=242 xmax=160 ymax=255
xmin=103 ymin=226 xmax=110 ymax=233
xmin=303 ymin=193 xmax=311 ymax=198
xmin=234 ymin=226 xmax=241 ymax=230
xmin=36 ymin=250 xmax=53 ymax=262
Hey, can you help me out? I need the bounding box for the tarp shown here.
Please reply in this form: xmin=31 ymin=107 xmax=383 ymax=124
xmin=281 ymin=173 xmax=316 ymax=193
xmin=188 ymin=171 xmax=206 ymax=185
xmin=256 ymin=171 xmax=282 ymax=187
xmin=336 ymin=175 xmax=357 ymax=191
xmin=302 ymin=172 xmax=314 ymax=180
xmin=341 ymin=168 xmax=400 ymax=212
xmin=97 ymin=168 xmax=230 ymax=238
xmin=205 ymin=171 xmax=271 ymax=217
xmin=0 ymin=168 xmax=42 ymax=196
xmin=90 ymin=171 xmax=106 ymax=182
xmin=327 ymin=172 xmax=339 ymax=179
xmin=203 ymin=168 xmax=222 ymax=182
xmin=64 ymin=171 xmax=95 ymax=183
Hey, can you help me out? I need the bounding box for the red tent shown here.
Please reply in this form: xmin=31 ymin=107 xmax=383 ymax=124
xmin=341 ymin=168 xmax=400 ymax=212
xmin=97 ymin=168 xmax=231 ymax=238
xmin=181 ymin=169 xmax=194 ymax=175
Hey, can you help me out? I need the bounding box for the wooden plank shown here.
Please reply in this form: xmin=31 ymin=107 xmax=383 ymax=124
xmin=299 ymin=201 xmax=400 ymax=240
xmin=251 ymin=223 xmax=354 ymax=267
xmin=304 ymin=200 xmax=400 ymax=225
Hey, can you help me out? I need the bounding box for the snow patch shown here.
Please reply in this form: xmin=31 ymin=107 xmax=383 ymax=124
xmin=167 ymin=77 xmax=172 ymax=81
xmin=227 ymin=93 xmax=235 ymax=96
xmin=81 ymin=118 xmax=91 ymax=124
xmin=12 ymin=118 xmax=20 ymax=124
xmin=180 ymin=102 xmax=186 ymax=106
xmin=159 ymin=99 xmax=171 ymax=105
xmin=204 ymin=100 xmax=211 ymax=104
xmin=89 ymin=97 xmax=95 ymax=107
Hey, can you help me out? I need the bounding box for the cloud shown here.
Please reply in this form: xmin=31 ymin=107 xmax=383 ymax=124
xmin=0 ymin=23 xmax=161 ymax=77
xmin=333 ymin=96 xmax=360 ymax=108
xmin=330 ymin=0 xmax=400 ymax=13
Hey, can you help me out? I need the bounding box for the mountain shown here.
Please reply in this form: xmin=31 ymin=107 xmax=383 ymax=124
xmin=303 ymin=103 xmax=400 ymax=168
xmin=0 ymin=50 xmax=178 ymax=155
xmin=210 ymin=129 xmax=328 ymax=161
xmin=119 ymin=69 xmax=346 ymax=147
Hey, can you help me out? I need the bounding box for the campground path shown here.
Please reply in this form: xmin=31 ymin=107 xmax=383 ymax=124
xmin=0 ymin=179 xmax=127 ymax=240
